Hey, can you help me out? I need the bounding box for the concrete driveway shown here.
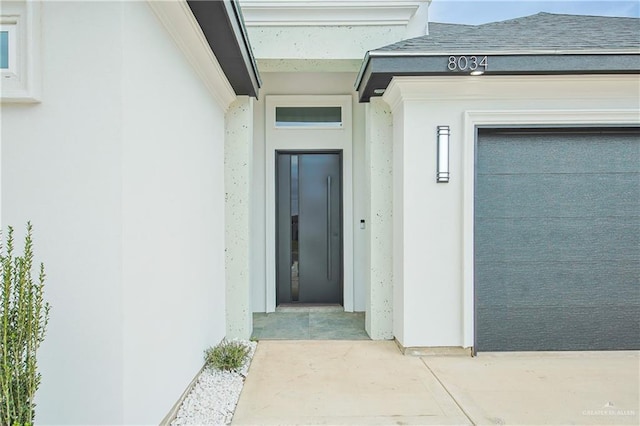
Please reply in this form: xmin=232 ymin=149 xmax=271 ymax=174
xmin=232 ymin=341 xmax=639 ymax=425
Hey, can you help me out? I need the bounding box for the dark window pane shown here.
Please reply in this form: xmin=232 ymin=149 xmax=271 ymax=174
xmin=276 ymin=107 xmax=342 ymax=127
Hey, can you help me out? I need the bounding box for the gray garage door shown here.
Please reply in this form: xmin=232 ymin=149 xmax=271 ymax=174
xmin=475 ymin=128 xmax=640 ymax=351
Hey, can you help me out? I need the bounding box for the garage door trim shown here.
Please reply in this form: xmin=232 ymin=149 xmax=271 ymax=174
xmin=461 ymin=109 xmax=640 ymax=353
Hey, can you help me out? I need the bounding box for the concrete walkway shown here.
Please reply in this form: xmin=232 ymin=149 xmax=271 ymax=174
xmin=233 ymin=341 xmax=639 ymax=425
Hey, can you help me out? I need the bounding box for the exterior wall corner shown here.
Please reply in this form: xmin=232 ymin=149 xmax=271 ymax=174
xmin=365 ymin=98 xmax=394 ymax=339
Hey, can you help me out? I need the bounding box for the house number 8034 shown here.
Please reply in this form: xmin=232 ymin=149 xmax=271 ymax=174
xmin=447 ymin=55 xmax=488 ymax=72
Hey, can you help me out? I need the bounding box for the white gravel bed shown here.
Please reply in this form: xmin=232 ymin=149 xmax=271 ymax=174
xmin=171 ymin=340 xmax=257 ymax=426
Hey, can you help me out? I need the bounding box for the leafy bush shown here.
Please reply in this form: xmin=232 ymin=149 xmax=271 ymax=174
xmin=204 ymin=340 xmax=249 ymax=372
xmin=1 ymin=223 xmax=50 ymax=426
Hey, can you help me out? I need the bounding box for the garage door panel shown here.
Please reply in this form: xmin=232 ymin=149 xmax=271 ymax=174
xmin=477 ymin=306 xmax=640 ymax=351
xmin=477 ymin=133 xmax=640 ymax=175
xmin=476 ymin=260 xmax=640 ymax=307
xmin=476 ymin=174 xmax=639 ymax=218
xmin=475 ymin=307 xmax=514 ymax=350
xmin=475 ymin=217 xmax=640 ymax=262
xmin=476 ymin=128 xmax=640 ymax=351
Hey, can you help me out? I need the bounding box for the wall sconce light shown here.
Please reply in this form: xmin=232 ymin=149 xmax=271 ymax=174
xmin=437 ymin=125 xmax=450 ymax=183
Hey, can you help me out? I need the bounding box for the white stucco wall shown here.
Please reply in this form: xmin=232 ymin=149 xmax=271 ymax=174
xmin=250 ymin=72 xmax=368 ymax=313
xmin=242 ymin=1 xmax=429 ymax=74
xmin=248 ymin=26 xmax=405 ymax=60
xmin=1 ymin=2 xmax=125 ymax=422
xmin=240 ymin=0 xmax=431 ymax=60
xmin=383 ymin=75 xmax=640 ymax=348
xmin=242 ymin=1 xmax=430 ymax=61
xmin=120 ymin=2 xmax=227 ymax=422
xmin=1 ymin=2 xmax=229 ymax=423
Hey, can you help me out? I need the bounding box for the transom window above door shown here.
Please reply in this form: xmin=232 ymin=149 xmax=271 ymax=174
xmin=275 ymin=106 xmax=342 ymax=128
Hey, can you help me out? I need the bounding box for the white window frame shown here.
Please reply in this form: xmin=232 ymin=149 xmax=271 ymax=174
xmin=1 ymin=0 xmax=41 ymax=103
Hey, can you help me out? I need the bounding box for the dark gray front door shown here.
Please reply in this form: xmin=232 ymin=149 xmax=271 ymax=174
xmin=277 ymin=152 xmax=343 ymax=304
xmin=475 ymin=127 xmax=640 ymax=351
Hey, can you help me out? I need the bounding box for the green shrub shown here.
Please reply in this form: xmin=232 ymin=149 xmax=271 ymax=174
xmin=1 ymin=223 xmax=50 ymax=426
xmin=204 ymin=340 xmax=249 ymax=372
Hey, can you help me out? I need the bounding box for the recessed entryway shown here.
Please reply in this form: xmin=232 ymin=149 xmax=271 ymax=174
xmin=264 ymin=95 xmax=355 ymax=312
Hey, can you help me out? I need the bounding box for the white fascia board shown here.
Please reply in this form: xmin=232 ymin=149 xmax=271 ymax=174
xmin=383 ymin=75 xmax=640 ymax=106
xmin=147 ymin=0 xmax=236 ymax=111
xmin=240 ymin=0 xmax=427 ymax=26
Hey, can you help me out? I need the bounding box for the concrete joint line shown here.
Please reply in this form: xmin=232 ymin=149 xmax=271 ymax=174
xmin=420 ymin=358 xmax=477 ymax=426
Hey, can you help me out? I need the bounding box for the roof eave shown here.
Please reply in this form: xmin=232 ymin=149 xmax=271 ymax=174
xmin=356 ymin=51 xmax=640 ymax=102
xmin=188 ymin=0 xmax=261 ymax=99
xmin=354 ymin=51 xmax=371 ymax=93
xmin=226 ymin=0 xmax=262 ymax=95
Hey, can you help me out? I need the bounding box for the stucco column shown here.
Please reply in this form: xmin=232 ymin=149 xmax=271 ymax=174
xmin=365 ymin=99 xmax=394 ymax=339
xmin=225 ymin=96 xmax=253 ymax=338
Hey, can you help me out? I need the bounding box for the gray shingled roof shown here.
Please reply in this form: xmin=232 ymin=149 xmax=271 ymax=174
xmin=377 ymin=12 xmax=640 ymax=53
xmin=355 ymin=12 xmax=640 ymax=102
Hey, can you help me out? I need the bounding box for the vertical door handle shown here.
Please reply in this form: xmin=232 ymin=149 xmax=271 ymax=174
xmin=327 ymin=175 xmax=332 ymax=281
